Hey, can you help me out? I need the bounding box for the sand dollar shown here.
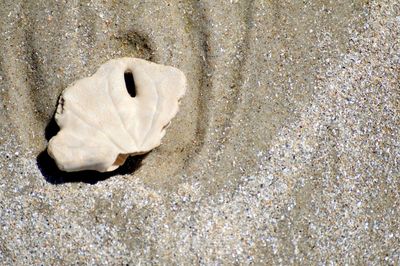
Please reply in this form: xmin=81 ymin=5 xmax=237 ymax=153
xmin=47 ymin=57 xmax=186 ymax=172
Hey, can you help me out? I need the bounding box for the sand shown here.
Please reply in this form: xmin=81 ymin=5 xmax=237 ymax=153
xmin=0 ymin=0 xmax=399 ymax=264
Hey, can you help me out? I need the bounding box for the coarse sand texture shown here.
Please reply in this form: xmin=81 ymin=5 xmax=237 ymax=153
xmin=0 ymin=0 xmax=399 ymax=264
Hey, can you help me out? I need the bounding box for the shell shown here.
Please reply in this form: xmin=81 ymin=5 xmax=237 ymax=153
xmin=47 ymin=57 xmax=186 ymax=172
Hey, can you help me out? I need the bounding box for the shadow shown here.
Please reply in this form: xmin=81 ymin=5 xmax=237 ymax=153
xmin=37 ymin=115 xmax=146 ymax=185
xmin=37 ymin=151 xmax=146 ymax=185
xmin=44 ymin=114 xmax=60 ymax=141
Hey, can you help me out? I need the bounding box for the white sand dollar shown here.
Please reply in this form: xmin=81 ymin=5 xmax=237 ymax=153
xmin=47 ymin=57 xmax=186 ymax=172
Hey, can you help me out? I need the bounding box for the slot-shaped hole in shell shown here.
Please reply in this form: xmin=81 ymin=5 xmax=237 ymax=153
xmin=124 ymin=70 xmax=136 ymax=97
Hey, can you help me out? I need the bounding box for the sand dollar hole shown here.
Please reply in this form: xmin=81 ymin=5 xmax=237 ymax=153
xmin=124 ymin=70 xmax=136 ymax=98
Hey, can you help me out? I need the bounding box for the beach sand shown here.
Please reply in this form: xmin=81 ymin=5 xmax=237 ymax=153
xmin=0 ymin=0 xmax=399 ymax=264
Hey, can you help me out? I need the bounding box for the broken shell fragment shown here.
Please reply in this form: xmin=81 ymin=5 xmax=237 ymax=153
xmin=47 ymin=57 xmax=186 ymax=172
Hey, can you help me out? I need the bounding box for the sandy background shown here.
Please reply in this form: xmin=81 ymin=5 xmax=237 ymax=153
xmin=0 ymin=0 xmax=399 ymax=264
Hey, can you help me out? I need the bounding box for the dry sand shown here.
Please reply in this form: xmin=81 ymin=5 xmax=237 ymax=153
xmin=0 ymin=0 xmax=399 ymax=264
